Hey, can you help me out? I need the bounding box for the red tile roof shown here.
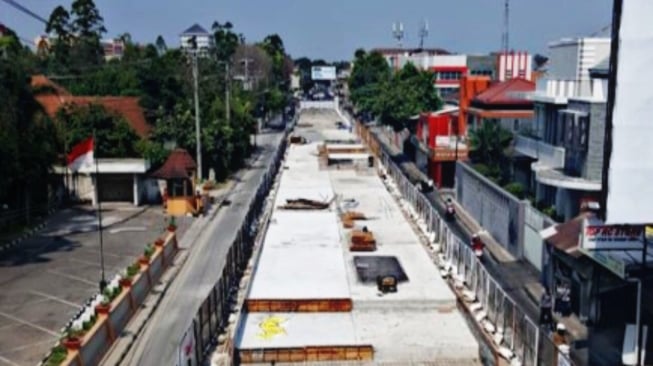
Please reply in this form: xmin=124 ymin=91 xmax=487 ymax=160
xmin=31 ymin=75 xmax=152 ymax=138
xmin=151 ymin=149 xmax=197 ymax=179
xmin=472 ymin=78 xmax=534 ymax=106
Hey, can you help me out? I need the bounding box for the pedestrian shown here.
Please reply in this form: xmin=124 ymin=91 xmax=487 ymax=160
xmin=560 ymin=282 xmax=572 ymax=317
xmin=554 ymin=281 xmax=564 ymax=316
xmin=540 ymin=287 xmax=554 ymax=330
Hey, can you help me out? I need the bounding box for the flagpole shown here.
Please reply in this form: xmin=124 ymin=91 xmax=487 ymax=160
xmin=93 ymin=131 xmax=107 ymax=292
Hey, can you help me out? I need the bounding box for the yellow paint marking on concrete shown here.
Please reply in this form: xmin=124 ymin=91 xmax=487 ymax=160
xmin=257 ymin=315 xmax=287 ymax=340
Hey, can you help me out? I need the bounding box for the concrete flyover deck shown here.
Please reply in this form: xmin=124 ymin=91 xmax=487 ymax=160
xmin=236 ymin=108 xmax=481 ymax=365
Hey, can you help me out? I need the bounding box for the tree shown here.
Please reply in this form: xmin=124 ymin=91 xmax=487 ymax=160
xmin=468 ymin=121 xmax=513 ymax=173
xmin=212 ymin=21 xmax=239 ymax=63
xmin=57 ymin=104 xmax=141 ymax=158
xmin=70 ymin=0 xmax=106 ymax=67
xmin=155 ymin=35 xmax=167 ymax=55
xmin=45 ymin=6 xmax=72 ymax=68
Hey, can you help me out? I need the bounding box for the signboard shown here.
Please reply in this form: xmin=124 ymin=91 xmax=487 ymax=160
xmin=580 ymin=218 xmax=644 ymax=279
xmin=311 ymin=66 xmax=336 ymax=80
xmin=604 ymin=0 xmax=653 ymax=224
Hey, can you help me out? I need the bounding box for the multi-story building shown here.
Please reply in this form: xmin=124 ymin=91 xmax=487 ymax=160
xmin=467 ymin=51 xmax=533 ymax=82
xmin=179 ymin=24 xmax=213 ymax=54
xmin=514 ymin=37 xmax=611 ymax=221
xmin=407 ymin=106 xmax=468 ymax=188
xmin=101 ymin=39 xmax=125 ymax=60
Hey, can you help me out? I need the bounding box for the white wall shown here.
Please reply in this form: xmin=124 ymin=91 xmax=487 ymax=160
xmin=547 ymin=38 xmax=610 ymax=96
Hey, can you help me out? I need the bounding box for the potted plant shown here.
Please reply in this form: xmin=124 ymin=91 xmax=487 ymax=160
xmin=154 ymin=237 xmax=165 ymax=247
xmin=167 ymin=216 xmax=177 ymax=232
xmin=61 ymin=327 xmax=84 ymax=350
xmin=120 ymin=263 xmax=140 ymax=287
xmin=95 ymin=294 xmax=111 ymax=315
xmin=139 ymin=245 xmax=154 ymax=265
xmin=44 ymin=345 xmax=68 ymax=366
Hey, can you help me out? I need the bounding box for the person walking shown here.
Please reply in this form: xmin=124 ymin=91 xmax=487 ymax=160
xmin=540 ymin=287 xmax=554 ymax=330
xmin=560 ymin=282 xmax=572 ymax=317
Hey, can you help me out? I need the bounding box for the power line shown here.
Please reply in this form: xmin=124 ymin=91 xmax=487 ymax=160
xmin=1 ymin=0 xmax=48 ymax=24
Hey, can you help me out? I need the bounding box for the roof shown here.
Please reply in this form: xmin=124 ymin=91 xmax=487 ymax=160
xmin=31 ymin=75 xmax=151 ymax=138
xmin=180 ymin=23 xmax=209 ymax=36
xmin=472 ymin=78 xmax=535 ymax=106
xmin=541 ymin=212 xmax=592 ymax=256
xmin=150 ymin=149 xmax=197 ymax=179
xmin=372 ymin=47 xmax=450 ymax=56
xmin=589 ymin=57 xmax=610 ymax=78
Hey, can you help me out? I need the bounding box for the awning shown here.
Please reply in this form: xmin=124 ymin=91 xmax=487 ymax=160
xmin=540 ymin=212 xmax=592 ymax=257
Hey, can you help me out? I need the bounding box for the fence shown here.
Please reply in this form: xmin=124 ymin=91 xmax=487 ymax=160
xmin=184 ymin=115 xmax=293 ymax=365
xmin=371 ymin=127 xmax=573 ymax=366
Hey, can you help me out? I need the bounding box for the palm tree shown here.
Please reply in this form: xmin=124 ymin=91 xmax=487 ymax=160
xmin=468 ymin=121 xmax=513 ymax=168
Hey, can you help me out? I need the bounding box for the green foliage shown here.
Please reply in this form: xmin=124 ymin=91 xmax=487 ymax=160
xmin=503 ymin=182 xmax=525 ymax=199
xmin=349 ymin=50 xmax=441 ymax=130
xmin=144 ymin=244 xmax=154 ymax=258
xmin=126 ymin=262 xmax=140 ymax=278
xmin=44 ymin=346 xmax=68 ymax=366
xmin=0 ymin=31 xmax=58 ymax=212
xmin=212 ymin=21 xmax=240 ymax=62
xmin=56 ymin=104 xmax=141 ymax=158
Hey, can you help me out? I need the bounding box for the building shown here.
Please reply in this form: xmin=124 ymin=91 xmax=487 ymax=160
xmin=32 ymin=75 xmax=158 ymax=206
xmin=179 ymin=24 xmax=213 ymax=53
xmin=466 ymin=78 xmax=535 ymax=133
xmin=101 ymin=38 xmax=125 ymax=60
xmin=467 ymin=51 xmax=533 ymax=82
xmin=514 ymin=38 xmax=611 ymax=221
xmin=407 ymin=106 xmax=468 ymax=188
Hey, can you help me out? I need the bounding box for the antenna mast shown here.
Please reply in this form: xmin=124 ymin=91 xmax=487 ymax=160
xmin=392 ymin=21 xmax=404 ymax=48
xmin=502 ymin=0 xmax=510 ymax=52
xmin=418 ymin=19 xmax=429 ymax=49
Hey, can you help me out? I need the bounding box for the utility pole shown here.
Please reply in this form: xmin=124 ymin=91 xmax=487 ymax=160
xmin=225 ymin=62 xmax=230 ymax=126
xmin=192 ymin=52 xmax=202 ymax=181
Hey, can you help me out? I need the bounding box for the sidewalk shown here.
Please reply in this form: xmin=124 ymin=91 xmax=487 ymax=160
xmin=367 ymin=125 xmax=588 ymax=364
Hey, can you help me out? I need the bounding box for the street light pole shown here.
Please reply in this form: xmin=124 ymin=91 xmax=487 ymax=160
xmin=192 ymin=52 xmax=202 ymax=181
xmin=225 ymin=62 xmax=230 ymax=126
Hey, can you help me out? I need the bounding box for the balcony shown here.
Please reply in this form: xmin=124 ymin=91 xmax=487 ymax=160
xmin=514 ymin=135 xmax=565 ymax=169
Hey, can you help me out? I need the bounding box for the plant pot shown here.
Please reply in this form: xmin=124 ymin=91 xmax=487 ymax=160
xmin=167 ymin=225 xmax=177 ymax=232
xmin=119 ymin=278 xmax=132 ymax=287
xmin=95 ymin=303 xmax=111 ymax=315
xmin=139 ymin=256 xmax=150 ymax=266
xmin=154 ymin=238 xmax=165 ymax=247
xmin=62 ymin=337 xmax=82 ymax=350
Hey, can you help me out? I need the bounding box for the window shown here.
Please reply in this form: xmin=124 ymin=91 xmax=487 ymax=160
xmin=513 ymin=119 xmax=520 ymax=131
xmin=579 ymin=116 xmax=589 ymax=149
xmin=437 ymin=71 xmax=462 ymax=80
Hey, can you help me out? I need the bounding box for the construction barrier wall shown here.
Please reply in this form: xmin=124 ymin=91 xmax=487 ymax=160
xmin=238 ymin=345 xmax=374 ymax=364
xmin=182 ymin=115 xmax=293 ymax=365
xmin=347 ymin=110 xmax=575 ymax=366
xmin=245 ymin=299 xmax=352 ymax=312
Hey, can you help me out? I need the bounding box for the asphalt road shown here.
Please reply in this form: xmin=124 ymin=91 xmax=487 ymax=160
xmin=122 ymin=128 xmax=285 ymax=366
xmin=0 ymin=204 xmax=193 ymax=366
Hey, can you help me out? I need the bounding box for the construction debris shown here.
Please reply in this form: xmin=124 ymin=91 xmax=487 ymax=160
xmin=279 ymin=197 xmax=333 ymax=210
xmin=350 ymin=227 xmax=376 ymax=251
xmin=289 ymin=135 xmax=307 ymax=144
xmin=341 ymin=211 xmax=367 ymax=228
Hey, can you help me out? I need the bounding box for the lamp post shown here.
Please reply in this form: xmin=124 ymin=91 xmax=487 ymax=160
xmin=188 ymin=36 xmax=203 ymax=181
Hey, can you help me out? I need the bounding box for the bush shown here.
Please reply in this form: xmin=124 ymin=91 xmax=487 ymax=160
xmin=144 ymin=244 xmax=154 ymax=259
xmin=504 ymin=182 xmax=526 ymax=199
xmin=126 ymin=262 xmax=140 ymax=278
xmin=44 ymin=346 xmax=68 ymax=366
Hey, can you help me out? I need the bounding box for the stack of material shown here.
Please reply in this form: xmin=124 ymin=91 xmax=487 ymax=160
xmin=279 ymin=198 xmax=331 ymax=210
xmin=341 ymin=211 xmax=366 ymax=228
xmin=350 ymin=229 xmax=376 ymax=251
xmin=290 ymin=135 xmax=307 ymax=144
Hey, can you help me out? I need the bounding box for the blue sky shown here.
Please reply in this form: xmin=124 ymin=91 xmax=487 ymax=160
xmin=2 ymin=0 xmax=613 ymax=60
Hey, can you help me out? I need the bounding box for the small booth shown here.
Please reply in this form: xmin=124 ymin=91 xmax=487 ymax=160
xmin=151 ymin=149 xmax=203 ymax=216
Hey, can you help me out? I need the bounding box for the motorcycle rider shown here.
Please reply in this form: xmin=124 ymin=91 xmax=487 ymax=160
xmin=445 ymin=198 xmax=456 ymax=221
xmin=471 ymin=233 xmax=485 ymax=260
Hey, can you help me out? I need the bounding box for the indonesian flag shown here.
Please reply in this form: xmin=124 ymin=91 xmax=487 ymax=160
xmin=67 ymin=137 xmax=94 ymax=172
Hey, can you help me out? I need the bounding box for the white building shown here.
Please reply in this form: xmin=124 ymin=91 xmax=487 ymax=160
xmin=179 ymin=24 xmax=213 ymax=54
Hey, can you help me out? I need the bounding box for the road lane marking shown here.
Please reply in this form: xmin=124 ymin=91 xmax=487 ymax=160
xmin=0 ymin=355 xmax=20 ymax=366
xmin=28 ymin=290 xmax=80 ymax=308
xmin=46 ymin=269 xmax=96 ymax=286
xmin=0 ymin=311 xmax=58 ymax=336
xmin=0 ymin=339 xmax=57 ymax=354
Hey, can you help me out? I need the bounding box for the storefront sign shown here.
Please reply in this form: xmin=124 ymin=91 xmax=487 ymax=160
xmin=580 ymin=218 xmax=643 ymax=279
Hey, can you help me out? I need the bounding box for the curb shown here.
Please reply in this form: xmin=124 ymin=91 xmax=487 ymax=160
xmin=0 ymin=207 xmax=56 ymax=255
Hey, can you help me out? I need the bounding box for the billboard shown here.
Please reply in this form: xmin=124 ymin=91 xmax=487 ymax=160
xmin=603 ymin=0 xmax=653 ymax=224
xmin=311 ymin=66 xmax=336 ymax=80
